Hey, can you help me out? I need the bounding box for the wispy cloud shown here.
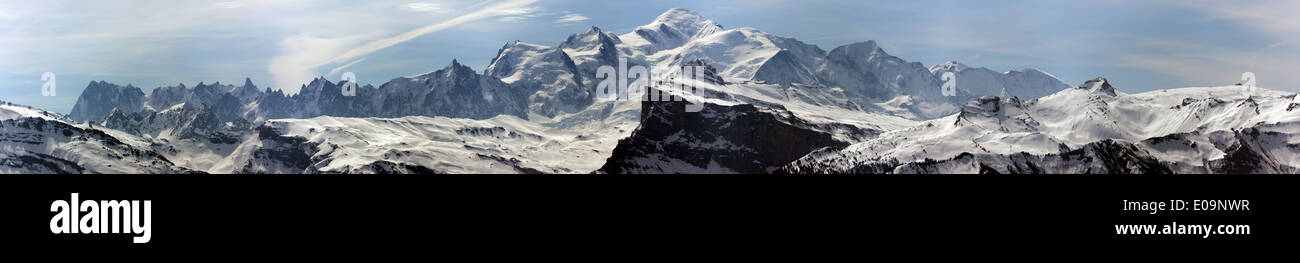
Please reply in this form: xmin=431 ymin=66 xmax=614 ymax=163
xmin=268 ymin=0 xmax=540 ymax=93
xmin=555 ymin=13 xmax=590 ymax=24
xmin=493 ymin=6 xmax=542 ymax=22
xmin=497 ymin=16 xmax=526 ymax=22
xmin=321 ymin=0 xmax=539 ymax=73
xmin=268 ymin=34 xmax=363 ymax=92
xmin=494 ymin=6 xmax=537 ymax=15
xmin=405 ymin=2 xmax=446 ymax=12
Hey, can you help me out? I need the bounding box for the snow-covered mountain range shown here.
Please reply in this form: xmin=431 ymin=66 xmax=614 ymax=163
xmin=1 ymin=101 xmax=195 ymax=173
xmin=7 ymin=8 xmax=1297 ymax=174
xmin=783 ymin=78 xmax=1300 ymax=174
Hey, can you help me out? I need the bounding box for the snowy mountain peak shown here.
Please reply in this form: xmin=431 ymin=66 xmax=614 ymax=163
xmin=1011 ymin=68 xmax=1068 ymax=84
xmin=845 ymin=40 xmax=884 ymax=54
xmin=621 ymin=8 xmax=726 ymax=53
xmin=788 ymin=85 xmax=1300 ymax=174
xmin=403 ymin=59 xmax=486 ymax=88
xmin=929 ymin=63 xmax=1072 ymax=100
xmin=490 ymin=40 xmax=542 ymax=69
xmin=929 ymin=61 xmax=971 ymax=73
xmin=1020 ymin=67 xmax=1050 ymax=76
xmin=484 ymin=39 xmax=589 ymax=117
xmin=657 ymin=8 xmax=703 ymax=21
xmin=561 ymin=26 xmax=620 ymax=50
xmin=825 ymin=41 xmax=892 ymax=64
xmin=231 ymin=77 xmax=262 ymax=102
xmin=651 ymin=8 xmax=723 ymax=37
xmin=306 ymin=77 xmax=328 ymax=88
xmin=439 ymin=59 xmax=475 ymax=77
xmin=495 ymin=40 xmax=547 ymax=52
xmin=1079 ymin=77 xmax=1118 ymax=96
xmin=485 ymin=40 xmax=576 ymax=82
xmin=101 ymin=107 xmax=128 ymax=126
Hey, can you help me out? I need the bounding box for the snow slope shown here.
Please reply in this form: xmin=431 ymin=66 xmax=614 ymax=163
xmin=218 ymin=99 xmax=640 ymax=174
xmin=784 ymin=78 xmax=1300 ymax=174
xmin=485 ymin=40 xmax=591 ymax=117
xmin=0 ymin=101 xmax=193 ymax=174
xmin=618 ymin=8 xmax=725 ymax=57
xmin=1 ymin=101 xmax=68 ymax=121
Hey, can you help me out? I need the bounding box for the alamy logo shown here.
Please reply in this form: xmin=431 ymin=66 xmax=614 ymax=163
xmin=341 ymin=72 xmax=358 ymax=97
xmin=940 ymin=72 xmax=957 ymax=97
xmin=41 ymin=72 xmax=56 ymax=97
xmin=596 ymin=58 xmax=705 ymax=112
xmin=1240 ymin=72 xmax=1256 ymax=98
xmin=49 ymin=193 xmax=151 ymax=243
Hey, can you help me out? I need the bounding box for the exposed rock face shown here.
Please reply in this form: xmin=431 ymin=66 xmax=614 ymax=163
xmin=71 ymin=61 xmax=533 ymax=128
xmin=69 ymin=81 xmax=147 ymax=123
xmin=101 ymin=104 xmax=247 ymax=143
xmin=352 ymin=161 xmax=445 ymax=174
xmin=1210 ymin=127 xmax=1295 ymax=174
xmin=236 ymin=125 xmax=320 ymax=174
xmin=599 ymin=97 xmax=846 ymax=174
xmin=784 ymin=139 xmax=1176 ymax=174
xmin=149 ymin=83 xmax=190 ymax=112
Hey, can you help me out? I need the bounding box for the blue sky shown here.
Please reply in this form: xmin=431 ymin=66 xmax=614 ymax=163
xmin=2 ymin=0 xmax=1297 ymax=114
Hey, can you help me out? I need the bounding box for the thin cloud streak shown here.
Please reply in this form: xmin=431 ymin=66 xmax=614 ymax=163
xmin=556 ymin=14 xmax=590 ymax=23
xmin=267 ymin=0 xmax=539 ymax=93
xmin=320 ymin=0 xmax=538 ymax=74
xmin=405 ymin=2 xmax=446 ymax=12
